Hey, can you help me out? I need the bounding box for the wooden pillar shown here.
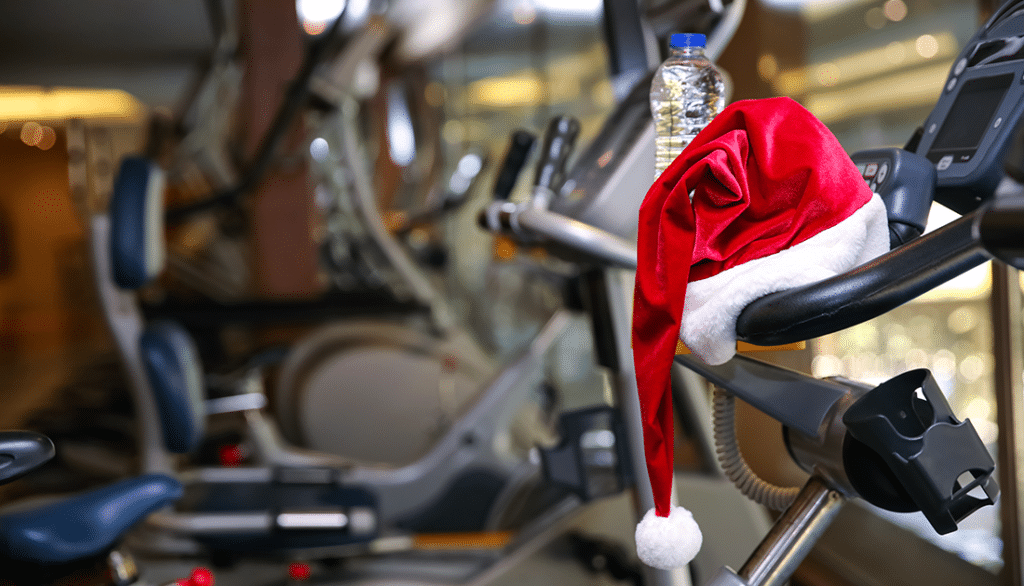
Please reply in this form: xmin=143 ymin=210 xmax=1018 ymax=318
xmin=717 ymin=0 xmax=806 ymax=103
xmin=991 ymin=263 xmax=1024 ymax=586
xmin=238 ymin=0 xmax=321 ymax=298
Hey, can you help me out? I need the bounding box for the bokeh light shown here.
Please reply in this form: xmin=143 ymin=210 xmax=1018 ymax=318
xmin=916 ymin=34 xmax=940 ymax=58
xmin=884 ymin=0 xmax=908 ymax=22
xmin=758 ymin=54 xmax=779 ymax=80
xmin=296 ymin=0 xmax=345 ymax=35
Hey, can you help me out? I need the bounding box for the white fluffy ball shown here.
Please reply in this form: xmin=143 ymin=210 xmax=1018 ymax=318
xmin=635 ymin=506 xmax=703 ymax=570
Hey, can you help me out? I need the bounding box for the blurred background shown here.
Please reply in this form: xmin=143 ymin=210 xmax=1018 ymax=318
xmin=0 ymin=0 xmax=1018 ymax=583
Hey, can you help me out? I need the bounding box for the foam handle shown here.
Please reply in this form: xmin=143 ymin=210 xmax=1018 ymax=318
xmin=0 ymin=432 xmax=54 ymax=486
xmin=493 ymin=130 xmax=536 ymax=200
xmin=534 ymin=116 xmax=581 ymax=192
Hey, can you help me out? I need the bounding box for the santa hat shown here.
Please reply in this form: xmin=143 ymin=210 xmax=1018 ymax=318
xmin=631 ymin=96 xmax=890 ymax=569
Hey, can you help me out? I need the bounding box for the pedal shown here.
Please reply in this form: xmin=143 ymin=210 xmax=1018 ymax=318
xmin=539 ymin=405 xmax=632 ymax=501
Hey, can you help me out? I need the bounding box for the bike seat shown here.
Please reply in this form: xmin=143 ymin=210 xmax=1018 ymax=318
xmin=110 ymin=156 xmax=165 ymax=290
xmin=0 ymin=473 xmax=182 ymax=564
xmin=141 ymin=320 xmax=207 ymax=454
xmin=0 ymin=431 xmax=55 ymax=486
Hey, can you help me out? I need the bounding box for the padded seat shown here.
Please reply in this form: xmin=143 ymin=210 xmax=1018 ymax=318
xmin=0 ymin=431 xmax=55 ymax=486
xmin=0 ymin=474 xmax=181 ymax=564
xmin=109 ymin=156 xmax=166 ymax=290
xmin=141 ymin=320 xmax=206 ymax=454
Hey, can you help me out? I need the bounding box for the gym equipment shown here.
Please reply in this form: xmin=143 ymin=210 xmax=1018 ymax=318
xmin=84 ymin=4 xmax=748 ymax=585
xmin=849 ymin=148 xmax=935 ymax=247
xmin=0 ymin=431 xmax=54 ymax=486
xmin=735 ymin=2 xmax=1024 ymax=347
xmin=90 ymin=2 xmax=921 ymax=581
xmin=93 ymin=158 xmax=380 ymax=558
xmin=484 ymin=120 xmax=1007 ymax=585
xmin=61 ymin=0 xmax=1023 ymax=582
xmin=481 ymin=7 xmax=1024 ymax=583
xmin=910 ymin=0 xmax=1024 ymax=214
xmin=78 ymin=151 xmax=602 ymax=586
xmin=269 ymin=93 xmax=498 ymax=467
xmin=96 ymin=103 xmax=647 ymax=569
xmin=88 ymin=21 xmax=743 ymax=578
xmin=677 ymin=356 xmax=999 ymax=586
xmin=0 ymin=431 xmax=206 ymax=586
xmin=0 ymin=473 xmax=183 ymax=584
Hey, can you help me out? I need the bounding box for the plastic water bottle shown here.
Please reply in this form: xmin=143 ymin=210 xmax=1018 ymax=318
xmin=650 ymin=33 xmax=725 ymax=177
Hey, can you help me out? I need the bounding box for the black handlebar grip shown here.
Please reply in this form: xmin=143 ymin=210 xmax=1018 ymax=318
xmin=0 ymin=431 xmax=55 ymax=486
xmin=1005 ymin=122 xmax=1024 ymax=183
xmin=978 ymin=195 xmax=1024 ymax=269
xmin=493 ymin=130 xmax=537 ymax=200
xmin=534 ymin=116 xmax=582 ymax=192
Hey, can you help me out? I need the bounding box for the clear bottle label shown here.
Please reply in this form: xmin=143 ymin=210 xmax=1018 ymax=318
xmin=651 ymin=56 xmax=725 ymax=178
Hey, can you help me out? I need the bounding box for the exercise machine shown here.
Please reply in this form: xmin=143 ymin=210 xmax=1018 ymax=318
xmin=484 ymin=4 xmax=1024 ymax=584
xmin=0 ymin=431 xmax=209 ymax=586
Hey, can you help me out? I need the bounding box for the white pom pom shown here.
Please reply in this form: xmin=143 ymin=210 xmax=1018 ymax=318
xmin=635 ymin=506 xmax=702 ymax=570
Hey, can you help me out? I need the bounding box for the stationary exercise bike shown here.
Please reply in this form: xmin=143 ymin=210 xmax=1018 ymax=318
xmin=483 ymin=4 xmax=1024 ymax=584
xmin=79 ymin=0 xmax=1007 ymax=581
xmin=0 ymin=430 xmax=212 ymax=586
xmin=77 ymin=0 xmax=741 ymax=577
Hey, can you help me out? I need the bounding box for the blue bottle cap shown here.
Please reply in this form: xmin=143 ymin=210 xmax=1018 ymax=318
xmin=670 ymin=33 xmax=706 ymax=48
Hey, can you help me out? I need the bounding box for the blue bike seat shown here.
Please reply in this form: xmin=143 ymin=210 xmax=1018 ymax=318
xmin=141 ymin=320 xmax=207 ymax=454
xmin=110 ymin=156 xmax=166 ymax=290
xmin=0 ymin=474 xmax=182 ymax=564
xmin=0 ymin=431 xmax=55 ymax=486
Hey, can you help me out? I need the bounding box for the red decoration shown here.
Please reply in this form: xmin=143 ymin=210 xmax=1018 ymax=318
xmin=288 ymin=562 xmax=312 ymax=581
xmin=218 ymin=444 xmax=244 ymax=467
xmin=632 ymin=96 xmax=879 ymax=518
xmin=187 ymin=567 xmax=215 ymax=586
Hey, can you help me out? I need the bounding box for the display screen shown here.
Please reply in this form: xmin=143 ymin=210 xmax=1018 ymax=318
xmin=929 ymin=73 xmax=1013 ymax=153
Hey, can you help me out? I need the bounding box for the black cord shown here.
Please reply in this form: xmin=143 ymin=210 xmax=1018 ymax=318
xmin=166 ymin=10 xmax=347 ymax=225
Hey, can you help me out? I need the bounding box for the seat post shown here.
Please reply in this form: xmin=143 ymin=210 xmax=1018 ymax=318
xmin=88 ymin=214 xmax=174 ymax=475
xmin=107 ymin=549 xmax=140 ymax=586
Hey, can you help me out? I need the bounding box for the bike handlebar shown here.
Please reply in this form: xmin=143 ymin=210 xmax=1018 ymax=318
xmin=484 ymin=187 xmax=1024 ymax=345
xmin=737 ymin=195 xmax=1023 ymax=346
xmin=482 ymin=204 xmax=638 ymax=269
xmin=736 ymin=210 xmax=988 ymax=346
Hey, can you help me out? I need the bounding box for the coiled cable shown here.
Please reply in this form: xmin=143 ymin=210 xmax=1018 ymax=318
xmin=712 ymin=386 xmax=800 ymax=511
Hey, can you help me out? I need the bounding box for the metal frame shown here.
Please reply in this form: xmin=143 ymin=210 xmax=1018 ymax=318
xmin=481 ymin=145 xmax=1011 ymax=586
xmin=87 ymin=200 xmax=576 ymax=542
xmin=89 ymin=216 xmax=175 ymax=476
xmin=797 ymin=502 xmax=1001 ymax=586
xmin=992 ymin=261 xmax=1024 ymax=586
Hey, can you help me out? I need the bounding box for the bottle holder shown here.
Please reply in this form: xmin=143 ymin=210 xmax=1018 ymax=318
xmin=540 ymin=405 xmax=633 ymax=501
xmin=842 ymin=369 xmax=999 ymax=534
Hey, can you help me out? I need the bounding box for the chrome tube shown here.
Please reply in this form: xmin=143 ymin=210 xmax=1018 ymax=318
xmin=737 ymin=476 xmax=844 ymax=586
xmin=515 ymin=207 xmax=638 ymax=269
xmin=486 ymin=203 xmax=638 ymax=269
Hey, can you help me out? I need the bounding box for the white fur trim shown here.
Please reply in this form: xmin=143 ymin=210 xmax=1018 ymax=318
xmin=635 ymin=506 xmax=703 ymax=569
xmin=681 ymin=194 xmax=890 ymax=365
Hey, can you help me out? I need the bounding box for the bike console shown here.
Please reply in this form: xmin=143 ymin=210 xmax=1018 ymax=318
xmin=912 ymin=0 xmax=1024 ymax=213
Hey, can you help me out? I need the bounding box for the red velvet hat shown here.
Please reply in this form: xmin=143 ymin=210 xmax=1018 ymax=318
xmin=632 ymin=96 xmax=890 ymax=569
